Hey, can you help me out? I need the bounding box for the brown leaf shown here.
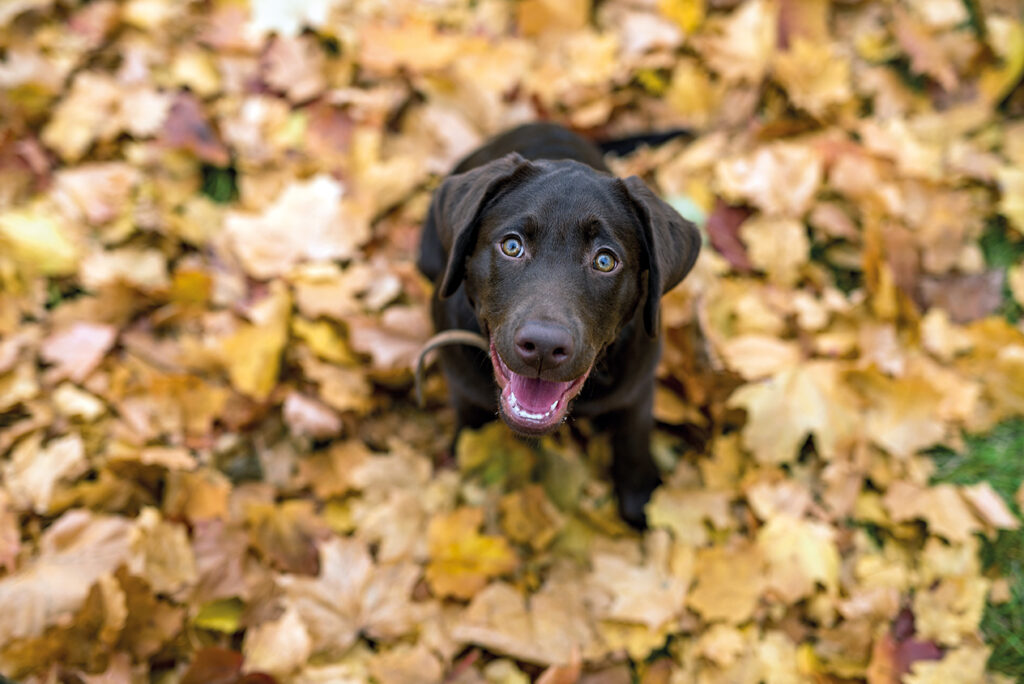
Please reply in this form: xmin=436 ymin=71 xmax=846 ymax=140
xmin=181 ymin=647 xmax=244 ymax=684
xmin=917 ymin=270 xmax=1005 ymax=324
xmin=0 ymin=511 xmax=134 ymax=644
xmin=161 ymin=92 xmax=230 ymax=165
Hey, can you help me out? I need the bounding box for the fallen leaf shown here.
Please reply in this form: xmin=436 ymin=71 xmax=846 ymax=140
xmin=3 ymin=432 xmax=88 ymax=514
xmin=686 ymin=542 xmax=763 ymax=623
xmin=588 ymin=552 xmax=688 ymax=630
xmin=283 ymin=392 xmax=342 ymax=439
xmin=128 ymin=507 xmax=198 ymax=597
xmin=426 ymin=507 xmax=519 ymax=600
xmin=715 ymin=141 xmax=824 ymax=217
xmin=243 ymin=606 xmax=313 ymax=677
xmin=0 ymin=510 xmax=133 ymax=643
xmin=758 ymin=514 xmax=839 ymax=602
xmin=221 ymin=281 xmax=291 ymax=400
xmin=278 ymin=536 xmax=419 ymax=655
xmin=160 ymin=92 xmax=230 ymax=165
xmin=696 ymin=0 xmax=777 ymax=83
xmin=773 ymin=39 xmax=852 ymax=117
xmin=0 ymin=201 xmax=80 ymax=275
xmin=225 ymin=175 xmax=369 ymax=279
xmin=646 ymin=488 xmax=731 ymax=546
xmin=960 ymin=482 xmax=1019 ymax=531
xmin=452 ymin=575 xmax=603 ymax=666
xmin=368 ymin=643 xmax=444 ymax=684
xmin=727 ymin=361 xmax=860 ymax=464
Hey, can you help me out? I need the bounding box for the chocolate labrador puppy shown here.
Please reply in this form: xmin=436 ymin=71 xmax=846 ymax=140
xmin=418 ymin=122 xmax=701 ymax=527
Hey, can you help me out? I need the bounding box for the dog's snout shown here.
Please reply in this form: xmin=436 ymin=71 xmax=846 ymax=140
xmin=514 ymin=321 xmax=574 ymax=370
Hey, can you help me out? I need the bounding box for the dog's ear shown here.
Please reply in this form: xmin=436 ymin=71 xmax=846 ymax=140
xmin=430 ymin=152 xmax=533 ymax=298
xmin=620 ymin=176 xmax=702 ymax=337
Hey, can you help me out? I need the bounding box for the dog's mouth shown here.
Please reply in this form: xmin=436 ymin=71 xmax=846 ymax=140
xmin=489 ymin=342 xmax=590 ymax=434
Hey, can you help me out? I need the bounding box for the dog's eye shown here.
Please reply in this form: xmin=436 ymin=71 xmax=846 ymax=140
xmin=500 ymin=236 xmax=524 ymax=258
xmin=592 ymin=250 xmax=618 ymax=273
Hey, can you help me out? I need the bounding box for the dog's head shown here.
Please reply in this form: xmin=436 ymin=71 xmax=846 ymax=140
xmin=430 ymin=152 xmax=701 ymax=434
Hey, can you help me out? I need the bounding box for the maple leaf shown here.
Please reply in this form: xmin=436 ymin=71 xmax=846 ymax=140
xmin=727 ymin=361 xmax=860 ymax=464
xmin=451 ymin=574 xmax=603 ymax=666
xmin=426 ymin=507 xmax=519 ymax=600
xmin=277 ymin=536 xmax=419 ymax=655
xmin=686 ymin=542 xmax=763 ymax=623
xmin=588 ymin=551 xmax=688 ymax=630
xmin=773 ymin=39 xmax=853 ymax=117
xmin=646 ymin=487 xmax=732 ymax=546
xmin=696 ymin=0 xmax=777 ymax=83
xmin=758 ymin=514 xmax=839 ymax=603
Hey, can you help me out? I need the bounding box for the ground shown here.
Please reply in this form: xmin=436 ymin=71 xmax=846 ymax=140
xmin=1 ymin=0 xmax=1024 ymax=683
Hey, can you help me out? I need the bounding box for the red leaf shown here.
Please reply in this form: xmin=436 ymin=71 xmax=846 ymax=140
xmin=706 ymin=199 xmax=753 ymax=272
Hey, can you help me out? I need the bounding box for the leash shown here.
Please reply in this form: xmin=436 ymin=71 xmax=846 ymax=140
xmin=413 ymin=329 xmax=489 ymax=407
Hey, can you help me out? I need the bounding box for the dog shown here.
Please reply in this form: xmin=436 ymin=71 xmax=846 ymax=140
xmin=417 ymin=122 xmax=701 ymax=527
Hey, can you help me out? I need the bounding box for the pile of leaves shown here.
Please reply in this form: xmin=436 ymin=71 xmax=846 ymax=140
xmin=2 ymin=0 xmax=1024 ymax=682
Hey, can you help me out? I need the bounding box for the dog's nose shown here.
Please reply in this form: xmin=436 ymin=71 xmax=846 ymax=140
xmin=514 ymin=321 xmax=574 ymax=371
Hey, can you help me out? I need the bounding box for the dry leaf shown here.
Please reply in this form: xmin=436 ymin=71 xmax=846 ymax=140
xmin=225 ymin=175 xmax=369 ymax=279
xmin=426 ymin=507 xmax=519 ymax=600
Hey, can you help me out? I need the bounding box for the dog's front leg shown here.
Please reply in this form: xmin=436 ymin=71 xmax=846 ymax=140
xmin=604 ymin=389 xmax=662 ymax=528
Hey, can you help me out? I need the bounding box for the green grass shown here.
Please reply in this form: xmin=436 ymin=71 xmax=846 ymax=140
xmin=979 ymin=218 xmax=1024 ymax=324
xmin=200 ymin=163 xmax=239 ymax=204
xmin=930 ymin=418 xmax=1024 ymax=679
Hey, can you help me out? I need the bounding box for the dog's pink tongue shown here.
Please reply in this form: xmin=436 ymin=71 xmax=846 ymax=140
xmin=508 ymin=371 xmax=571 ymax=413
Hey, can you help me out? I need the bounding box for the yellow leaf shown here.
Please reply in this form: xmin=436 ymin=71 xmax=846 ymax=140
xmin=852 ymin=367 xmax=948 ymax=459
xmin=996 ymin=166 xmax=1024 ymax=236
xmin=911 ymin=577 xmax=990 ymax=646
xmin=291 ymin=317 xmax=359 ymax=365
xmin=1008 ymin=263 xmax=1024 ymax=309
xmin=589 ymin=552 xmax=688 ymax=630
xmin=696 ymin=0 xmax=777 ymax=83
xmin=646 ymin=488 xmax=732 ymax=546
xmin=0 ymin=203 xmax=80 ymax=276
xmin=715 ymin=140 xmax=824 ymax=216
xmin=904 ymin=645 xmax=990 ymax=684
xmin=222 ymin=281 xmax=291 ymax=400
xmin=718 ymin=334 xmax=801 ymax=381
xmin=773 ymin=39 xmax=852 ymax=117
xmin=500 ymin=485 xmax=563 ymax=551
xmin=979 ymin=17 xmax=1024 ymax=104
xmin=727 ymin=361 xmax=860 ymax=464
xmin=192 ymin=598 xmax=244 ymax=633
xmin=0 ymin=510 xmax=134 ymax=643
xmin=426 ymin=507 xmax=518 ymax=600
xmin=225 ymin=175 xmax=369 ymax=279
xmin=686 ymin=542 xmax=763 ymax=623
xmin=278 ymin=537 xmax=419 ymax=655
xmin=658 ymin=0 xmax=704 ymax=33
xmin=758 ymin=514 xmax=839 ymax=603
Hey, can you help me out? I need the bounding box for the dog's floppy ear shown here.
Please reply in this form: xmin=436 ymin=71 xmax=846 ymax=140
xmin=429 ymin=152 xmax=533 ymax=298
xmin=620 ymin=176 xmax=702 ymax=337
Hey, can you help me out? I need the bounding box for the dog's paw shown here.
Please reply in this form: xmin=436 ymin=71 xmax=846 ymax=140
xmin=617 ymin=483 xmax=658 ymax=529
